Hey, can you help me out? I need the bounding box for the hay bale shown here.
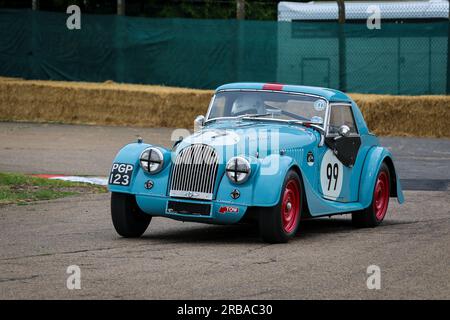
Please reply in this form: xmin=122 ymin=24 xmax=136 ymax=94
xmin=0 ymin=77 xmax=449 ymax=137
xmin=351 ymin=94 xmax=450 ymax=138
xmin=0 ymin=78 xmax=213 ymax=129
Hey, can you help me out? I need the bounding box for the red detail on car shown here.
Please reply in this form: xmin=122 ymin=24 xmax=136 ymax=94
xmin=32 ymin=174 xmax=65 ymax=179
xmin=282 ymin=179 xmax=300 ymax=233
xmin=219 ymin=206 xmax=239 ymax=214
xmin=262 ymin=83 xmax=284 ymax=91
xmin=374 ymin=171 xmax=389 ymax=222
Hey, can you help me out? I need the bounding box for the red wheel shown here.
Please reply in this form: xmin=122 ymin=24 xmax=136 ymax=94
xmin=281 ymin=179 xmax=301 ymax=233
xmin=259 ymin=170 xmax=302 ymax=243
xmin=352 ymin=163 xmax=390 ymax=227
xmin=374 ymin=171 xmax=389 ymax=222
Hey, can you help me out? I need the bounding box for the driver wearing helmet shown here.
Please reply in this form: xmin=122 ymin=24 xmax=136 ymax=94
xmin=231 ymin=94 xmax=266 ymax=116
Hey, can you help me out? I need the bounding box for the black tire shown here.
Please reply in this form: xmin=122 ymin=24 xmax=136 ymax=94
xmin=111 ymin=192 xmax=152 ymax=237
xmin=259 ymin=169 xmax=302 ymax=243
xmin=352 ymin=162 xmax=390 ymax=228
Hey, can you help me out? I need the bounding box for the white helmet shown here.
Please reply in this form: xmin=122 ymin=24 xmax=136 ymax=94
xmin=231 ymin=94 xmax=265 ymax=115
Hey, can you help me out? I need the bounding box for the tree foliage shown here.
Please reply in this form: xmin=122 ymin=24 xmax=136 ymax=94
xmin=0 ymin=0 xmax=283 ymax=20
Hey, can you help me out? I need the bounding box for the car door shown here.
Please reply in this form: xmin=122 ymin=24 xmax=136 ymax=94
xmin=316 ymin=103 xmax=362 ymax=202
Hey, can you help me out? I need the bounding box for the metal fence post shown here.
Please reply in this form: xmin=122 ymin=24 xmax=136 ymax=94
xmin=447 ymin=3 xmax=450 ymax=94
xmin=235 ymin=1 xmax=245 ymax=83
xmin=337 ymin=0 xmax=347 ymax=92
xmin=30 ymin=1 xmax=39 ymax=79
xmin=31 ymin=0 xmax=39 ymax=10
xmin=116 ymin=1 xmax=126 ymax=82
xmin=117 ymin=0 xmax=125 ymax=16
xmin=237 ymin=0 xmax=245 ymax=20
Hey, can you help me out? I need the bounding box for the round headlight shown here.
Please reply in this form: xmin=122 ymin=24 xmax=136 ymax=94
xmin=140 ymin=147 xmax=164 ymax=174
xmin=226 ymin=156 xmax=251 ymax=184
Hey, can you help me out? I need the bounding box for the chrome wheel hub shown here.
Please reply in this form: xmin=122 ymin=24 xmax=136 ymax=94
xmin=286 ymin=202 xmax=292 ymax=211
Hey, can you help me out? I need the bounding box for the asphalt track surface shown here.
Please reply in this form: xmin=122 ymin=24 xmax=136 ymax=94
xmin=0 ymin=122 xmax=449 ymax=299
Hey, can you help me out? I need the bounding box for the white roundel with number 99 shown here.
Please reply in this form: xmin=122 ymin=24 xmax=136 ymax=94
xmin=320 ymin=149 xmax=344 ymax=200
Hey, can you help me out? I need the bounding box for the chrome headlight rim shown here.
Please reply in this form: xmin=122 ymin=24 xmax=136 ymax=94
xmin=139 ymin=147 xmax=164 ymax=174
xmin=226 ymin=156 xmax=251 ymax=184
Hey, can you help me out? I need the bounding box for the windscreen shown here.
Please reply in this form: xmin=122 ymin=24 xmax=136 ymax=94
xmin=207 ymin=91 xmax=327 ymax=124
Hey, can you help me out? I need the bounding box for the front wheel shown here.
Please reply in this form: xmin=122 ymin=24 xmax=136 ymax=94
xmin=259 ymin=169 xmax=302 ymax=243
xmin=111 ymin=192 xmax=152 ymax=237
xmin=352 ymin=162 xmax=390 ymax=228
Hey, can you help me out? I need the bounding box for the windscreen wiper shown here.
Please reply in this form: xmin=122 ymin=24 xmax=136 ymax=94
xmin=240 ymin=113 xmax=273 ymax=119
xmin=288 ymin=120 xmax=325 ymax=134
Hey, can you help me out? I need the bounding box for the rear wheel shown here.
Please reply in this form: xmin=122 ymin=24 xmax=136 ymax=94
xmin=259 ymin=169 xmax=302 ymax=243
xmin=352 ymin=162 xmax=390 ymax=227
xmin=111 ymin=192 xmax=151 ymax=237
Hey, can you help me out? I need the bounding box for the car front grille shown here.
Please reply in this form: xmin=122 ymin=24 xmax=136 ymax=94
xmin=169 ymin=144 xmax=219 ymax=200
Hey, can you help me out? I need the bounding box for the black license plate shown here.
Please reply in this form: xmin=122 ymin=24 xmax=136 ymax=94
xmin=167 ymin=201 xmax=211 ymax=216
xmin=109 ymin=163 xmax=134 ymax=186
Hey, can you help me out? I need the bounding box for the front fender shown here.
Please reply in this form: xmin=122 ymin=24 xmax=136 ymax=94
xmin=107 ymin=142 xmax=172 ymax=196
xmin=107 ymin=143 xmax=150 ymax=194
xmin=359 ymin=146 xmax=404 ymax=207
xmin=253 ymin=154 xmax=297 ymax=206
xmin=216 ymin=154 xmax=296 ymax=207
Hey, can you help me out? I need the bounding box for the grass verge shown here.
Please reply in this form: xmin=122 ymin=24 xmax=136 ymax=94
xmin=0 ymin=172 xmax=106 ymax=205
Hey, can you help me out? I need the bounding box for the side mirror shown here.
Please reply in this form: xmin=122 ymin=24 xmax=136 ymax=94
xmin=194 ymin=115 xmax=205 ymax=132
xmin=338 ymin=124 xmax=351 ymax=138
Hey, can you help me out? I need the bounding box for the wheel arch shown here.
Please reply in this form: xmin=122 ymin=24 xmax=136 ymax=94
xmin=288 ymin=164 xmax=312 ymax=218
xmin=359 ymin=146 xmax=404 ymax=207
xmin=250 ymin=155 xmax=311 ymax=210
xmin=383 ymin=156 xmax=399 ymax=198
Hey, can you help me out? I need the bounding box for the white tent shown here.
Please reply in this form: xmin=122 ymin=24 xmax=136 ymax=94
xmin=278 ymin=0 xmax=449 ymax=21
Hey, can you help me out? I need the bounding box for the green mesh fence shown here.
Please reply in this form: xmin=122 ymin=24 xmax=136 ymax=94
xmin=0 ymin=9 xmax=448 ymax=94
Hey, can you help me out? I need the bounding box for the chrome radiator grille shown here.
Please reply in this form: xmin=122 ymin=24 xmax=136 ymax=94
xmin=169 ymin=144 xmax=219 ymax=200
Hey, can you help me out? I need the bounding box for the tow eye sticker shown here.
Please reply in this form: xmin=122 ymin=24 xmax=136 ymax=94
xmin=219 ymin=206 xmax=239 ymax=214
xmin=320 ymin=149 xmax=343 ymax=200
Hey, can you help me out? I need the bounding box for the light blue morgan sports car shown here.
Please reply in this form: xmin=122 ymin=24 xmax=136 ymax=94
xmin=108 ymin=83 xmax=404 ymax=243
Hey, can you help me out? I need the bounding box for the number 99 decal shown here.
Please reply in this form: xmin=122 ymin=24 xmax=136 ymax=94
xmin=320 ymin=149 xmax=343 ymax=200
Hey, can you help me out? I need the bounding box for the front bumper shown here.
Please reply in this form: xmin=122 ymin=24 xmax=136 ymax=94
xmin=135 ymin=194 xmax=249 ymax=224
